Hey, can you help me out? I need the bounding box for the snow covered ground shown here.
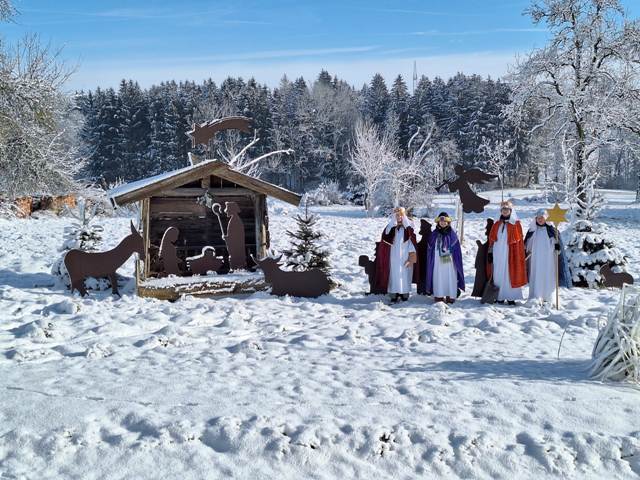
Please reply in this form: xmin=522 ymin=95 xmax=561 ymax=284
xmin=1 ymin=189 xmax=639 ymax=479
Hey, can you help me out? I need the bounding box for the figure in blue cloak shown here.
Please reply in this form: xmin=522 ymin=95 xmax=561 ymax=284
xmin=424 ymin=212 xmax=465 ymax=304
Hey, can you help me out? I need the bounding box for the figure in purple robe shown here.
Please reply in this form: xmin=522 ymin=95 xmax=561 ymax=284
xmin=424 ymin=212 xmax=465 ymax=303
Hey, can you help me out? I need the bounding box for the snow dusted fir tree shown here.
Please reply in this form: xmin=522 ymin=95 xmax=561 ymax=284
xmin=564 ymin=183 xmax=629 ymax=287
xmin=282 ymin=200 xmax=330 ymax=276
xmin=51 ymin=198 xmax=106 ymax=289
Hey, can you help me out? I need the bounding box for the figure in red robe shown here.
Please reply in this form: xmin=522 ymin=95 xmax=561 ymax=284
xmin=487 ymin=200 xmax=527 ymax=305
xmin=374 ymin=207 xmax=419 ymax=302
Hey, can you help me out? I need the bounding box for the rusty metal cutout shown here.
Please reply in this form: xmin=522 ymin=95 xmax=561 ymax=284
xmin=187 ymin=116 xmax=253 ymax=148
xmin=64 ymin=221 xmax=145 ymax=296
xmin=253 ymin=255 xmax=331 ymax=297
xmin=187 ymin=247 xmax=224 ymax=275
xmin=436 ymin=165 xmax=497 ymax=214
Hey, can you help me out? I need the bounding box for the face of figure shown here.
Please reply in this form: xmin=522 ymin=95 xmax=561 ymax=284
xmin=536 ymin=216 xmax=546 ymax=226
xmin=394 ymin=209 xmax=405 ymax=224
xmin=501 ymin=207 xmax=511 ymax=217
xmin=438 ymin=218 xmax=449 ymax=228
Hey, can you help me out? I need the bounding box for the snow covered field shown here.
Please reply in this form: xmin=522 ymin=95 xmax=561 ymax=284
xmin=1 ymin=189 xmax=640 ymax=479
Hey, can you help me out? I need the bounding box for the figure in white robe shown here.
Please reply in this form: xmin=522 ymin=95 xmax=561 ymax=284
xmin=525 ymin=211 xmax=560 ymax=303
xmin=432 ymin=250 xmax=458 ymax=298
xmin=386 ymin=215 xmax=416 ymax=296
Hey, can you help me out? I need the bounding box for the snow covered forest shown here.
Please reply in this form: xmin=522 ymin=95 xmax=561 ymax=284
xmin=76 ymin=73 xmax=515 ymax=192
xmin=75 ymin=68 xmax=639 ymax=196
xmin=1 ymin=0 xmax=639 ymax=207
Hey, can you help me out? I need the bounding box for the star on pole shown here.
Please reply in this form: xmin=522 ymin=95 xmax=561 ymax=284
xmin=546 ymin=203 xmax=568 ymax=227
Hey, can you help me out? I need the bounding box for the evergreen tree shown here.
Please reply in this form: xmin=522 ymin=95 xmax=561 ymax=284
xmin=565 ymin=186 xmax=630 ymax=288
xmin=364 ymin=73 xmax=389 ymax=127
xmin=51 ymin=198 xmax=106 ymax=289
xmin=389 ymin=75 xmax=410 ymax=154
xmin=282 ymin=202 xmax=330 ymax=275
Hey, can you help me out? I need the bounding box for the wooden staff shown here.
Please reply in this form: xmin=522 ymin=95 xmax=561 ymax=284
xmin=546 ymin=203 xmax=568 ymax=310
xmin=554 ymin=227 xmax=560 ymax=310
xmin=211 ymin=203 xmax=226 ymax=239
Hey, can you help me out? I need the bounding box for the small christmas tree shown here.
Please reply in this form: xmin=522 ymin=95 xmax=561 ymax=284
xmin=51 ymin=198 xmax=106 ymax=288
xmin=564 ymin=186 xmax=630 ymax=288
xmin=282 ymin=201 xmax=330 ymax=275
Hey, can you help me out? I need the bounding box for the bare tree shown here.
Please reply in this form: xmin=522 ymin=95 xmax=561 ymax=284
xmin=506 ymin=0 xmax=640 ymax=211
xmin=479 ymin=137 xmax=515 ymax=201
xmin=349 ymin=120 xmax=394 ymax=215
xmin=384 ymin=123 xmax=438 ymax=211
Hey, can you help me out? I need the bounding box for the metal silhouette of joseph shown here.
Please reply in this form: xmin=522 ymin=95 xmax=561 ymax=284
xmin=600 ymin=264 xmax=634 ymax=289
xmin=212 ymin=201 xmax=247 ymax=270
xmin=187 ymin=247 xmax=224 ymax=275
xmin=254 ymin=255 xmax=331 ymax=298
xmin=436 ymin=165 xmax=498 ymax=214
xmin=64 ymin=221 xmax=145 ymax=296
xmin=158 ymin=227 xmax=181 ymax=276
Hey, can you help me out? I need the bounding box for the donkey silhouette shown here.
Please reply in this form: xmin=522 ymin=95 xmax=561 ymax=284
xmin=64 ymin=221 xmax=145 ymax=296
xmin=253 ymin=255 xmax=330 ymax=298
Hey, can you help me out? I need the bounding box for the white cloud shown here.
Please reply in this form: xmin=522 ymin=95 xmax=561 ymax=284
xmin=67 ymin=51 xmax=519 ymax=91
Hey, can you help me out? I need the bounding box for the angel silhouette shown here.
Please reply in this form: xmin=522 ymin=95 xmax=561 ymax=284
xmin=436 ymin=165 xmax=497 ymax=214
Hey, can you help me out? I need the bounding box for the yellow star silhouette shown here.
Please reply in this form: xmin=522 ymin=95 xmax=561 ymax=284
xmin=546 ymin=203 xmax=568 ymax=227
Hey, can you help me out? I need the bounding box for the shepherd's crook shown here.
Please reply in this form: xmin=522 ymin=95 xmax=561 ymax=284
xmin=211 ymin=203 xmax=226 ymax=239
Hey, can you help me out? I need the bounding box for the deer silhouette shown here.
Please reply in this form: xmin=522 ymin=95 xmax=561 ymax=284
xmin=64 ymin=221 xmax=145 ymax=297
xmin=253 ymin=255 xmax=331 ymax=298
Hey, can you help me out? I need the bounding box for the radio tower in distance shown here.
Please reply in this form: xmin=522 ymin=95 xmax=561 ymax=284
xmin=412 ymin=60 xmax=418 ymax=93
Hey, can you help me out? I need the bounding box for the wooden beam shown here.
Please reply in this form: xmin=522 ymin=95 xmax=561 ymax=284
xmin=156 ymin=187 xmax=255 ymax=197
xmin=214 ymin=166 xmax=301 ymax=206
xmin=140 ymin=199 xmax=150 ymax=279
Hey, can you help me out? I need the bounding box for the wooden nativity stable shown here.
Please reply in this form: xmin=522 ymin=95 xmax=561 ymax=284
xmin=107 ymin=159 xmax=301 ymax=300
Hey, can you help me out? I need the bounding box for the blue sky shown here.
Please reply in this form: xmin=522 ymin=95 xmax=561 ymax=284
xmin=3 ymin=0 xmax=638 ymax=91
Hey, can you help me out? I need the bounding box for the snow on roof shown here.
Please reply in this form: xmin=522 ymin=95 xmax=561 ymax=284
xmin=106 ymin=159 xmax=219 ymax=205
xmin=106 ymin=159 xmax=301 ymax=207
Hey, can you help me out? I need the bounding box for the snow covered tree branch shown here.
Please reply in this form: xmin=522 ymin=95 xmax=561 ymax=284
xmin=348 ymin=120 xmax=395 ymax=215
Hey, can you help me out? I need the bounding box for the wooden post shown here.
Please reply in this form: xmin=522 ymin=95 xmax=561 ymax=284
xmin=546 ymin=203 xmax=568 ymax=310
xmin=554 ymin=228 xmax=560 ymax=310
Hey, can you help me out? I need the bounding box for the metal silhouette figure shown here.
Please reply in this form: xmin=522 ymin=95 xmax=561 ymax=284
xmin=253 ymin=255 xmax=330 ymax=298
xmin=187 ymin=116 xmax=252 ymax=149
xmin=416 ymin=219 xmax=432 ymax=295
xmin=471 ymin=218 xmax=495 ymax=297
xmin=187 ymin=247 xmax=224 ymax=275
xmin=600 ymin=264 xmax=634 ymax=289
xmin=359 ymin=250 xmax=378 ymax=295
xmin=159 ymin=227 xmax=181 ymax=276
xmin=436 ymin=165 xmax=497 ymax=214
xmin=212 ymin=201 xmax=247 ymax=270
xmin=64 ymin=221 xmax=145 ymax=297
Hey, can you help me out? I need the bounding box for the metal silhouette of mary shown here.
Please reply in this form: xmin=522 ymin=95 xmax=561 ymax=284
xmin=436 ymin=165 xmax=497 ymax=214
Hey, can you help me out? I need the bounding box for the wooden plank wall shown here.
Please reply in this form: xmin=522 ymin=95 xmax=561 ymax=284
xmin=145 ymin=191 xmax=261 ymax=277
